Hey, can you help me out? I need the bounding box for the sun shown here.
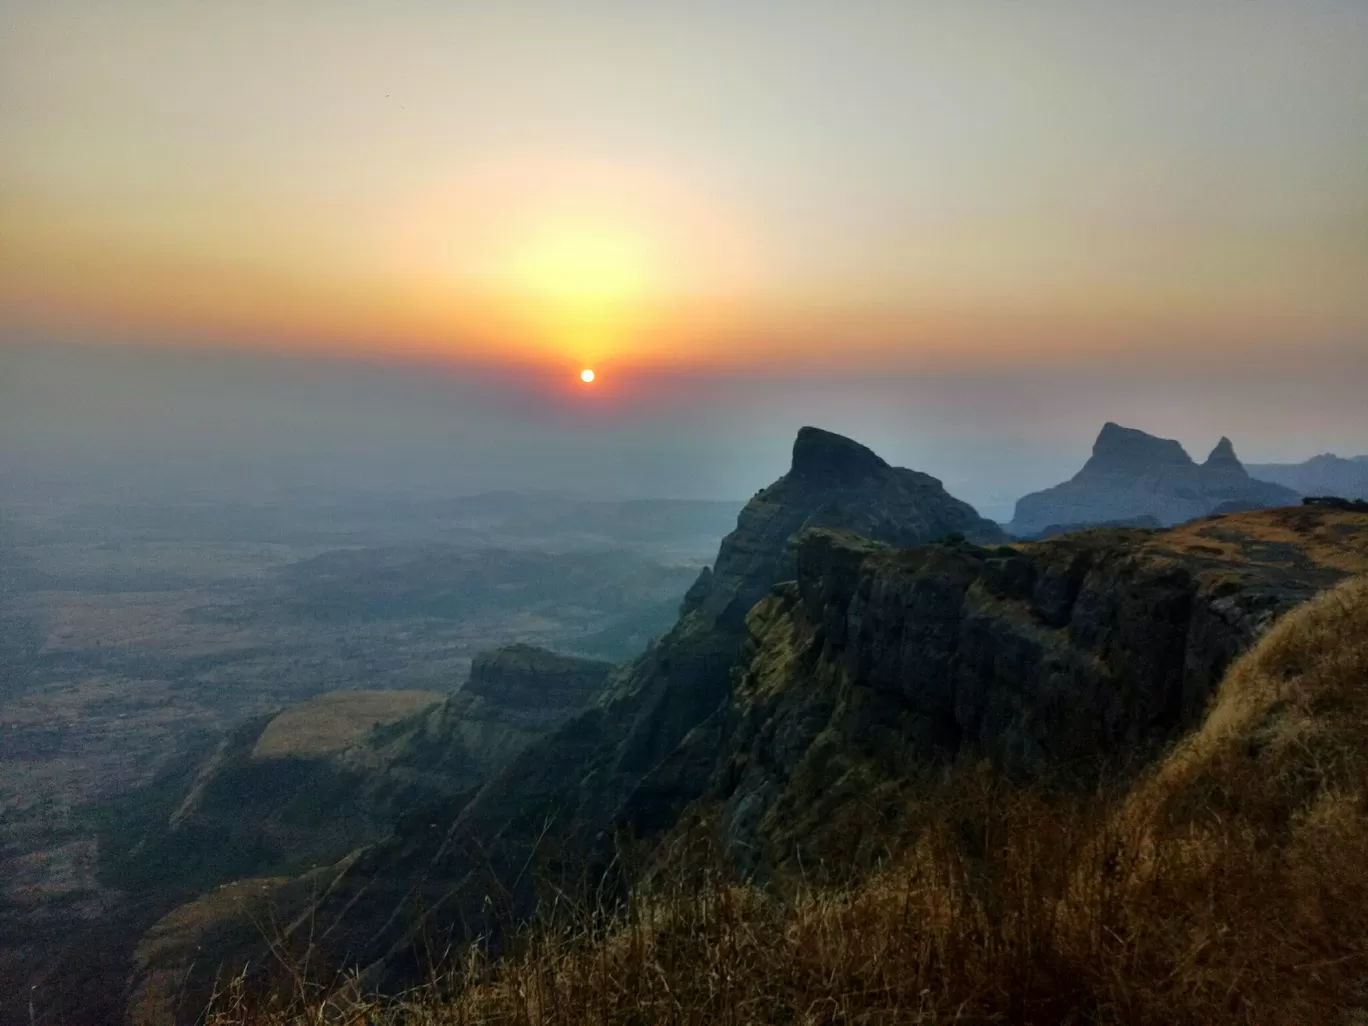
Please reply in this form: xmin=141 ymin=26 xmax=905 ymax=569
xmin=579 ymin=368 xmax=596 ymax=384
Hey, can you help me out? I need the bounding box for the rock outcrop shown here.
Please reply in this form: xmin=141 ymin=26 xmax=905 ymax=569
xmin=1248 ymin=452 xmax=1368 ymax=500
xmin=350 ymin=645 xmax=616 ymax=799
xmin=708 ymin=505 xmax=1368 ymax=878
xmin=1010 ymin=424 xmax=1299 ymax=536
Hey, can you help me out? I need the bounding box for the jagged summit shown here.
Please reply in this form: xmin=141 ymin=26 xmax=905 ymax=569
xmin=789 ymin=426 xmax=891 ymax=486
xmin=1082 ymin=422 xmax=1192 ymax=474
xmin=1012 ymin=423 xmax=1299 ymax=536
xmin=699 ymin=427 xmax=1002 ymax=621
xmin=1203 ymin=436 xmax=1240 ymax=467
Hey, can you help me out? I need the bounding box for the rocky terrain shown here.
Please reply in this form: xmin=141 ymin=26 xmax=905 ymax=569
xmin=1010 ymin=423 xmax=1299 ymax=537
xmin=118 ymin=429 xmax=1368 ymax=1024
xmin=707 ymin=503 xmax=1368 ymax=877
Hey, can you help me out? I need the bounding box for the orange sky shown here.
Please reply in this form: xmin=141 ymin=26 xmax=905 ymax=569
xmin=3 ymin=4 xmax=1366 ymax=377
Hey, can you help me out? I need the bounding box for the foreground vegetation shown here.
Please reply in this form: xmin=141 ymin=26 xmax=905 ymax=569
xmin=204 ymin=575 xmax=1368 ymax=1026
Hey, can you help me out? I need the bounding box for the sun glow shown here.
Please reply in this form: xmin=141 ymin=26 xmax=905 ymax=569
xmin=580 ymin=368 xmax=596 ymax=383
xmin=509 ymin=223 xmax=655 ymax=307
xmin=384 ymin=159 xmax=765 ymax=371
xmin=494 ymin=219 xmax=661 ymax=370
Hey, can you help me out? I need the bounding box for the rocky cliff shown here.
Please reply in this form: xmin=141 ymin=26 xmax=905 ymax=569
xmin=347 ymin=645 xmax=616 ymax=800
xmin=707 ymin=506 xmax=1368 ymax=878
xmin=1010 ymin=424 xmax=1300 ymax=537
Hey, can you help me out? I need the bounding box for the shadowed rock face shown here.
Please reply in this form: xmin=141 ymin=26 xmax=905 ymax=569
xmin=710 ymin=506 xmax=1368 ymax=878
xmin=462 ymin=645 xmax=612 ymax=710
xmin=694 ymin=427 xmax=1004 ymax=627
xmin=788 ymin=425 xmax=892 ymax=485
xmin=351 ymin=645 xmax=615 ymax=798
xmin=1010 ymin=424 xmax=1300 ymax=536
xmin=125 ymin=427 xmax=1004 ymax=1017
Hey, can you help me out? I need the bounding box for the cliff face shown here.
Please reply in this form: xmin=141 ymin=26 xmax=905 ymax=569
xmin=1010 ymin=424 xmax=1299 ymax=537
xmin=708 ymin=506 xmax=1368 ymax=879
xmin=351 ymin=645 xmax=616 ymax=799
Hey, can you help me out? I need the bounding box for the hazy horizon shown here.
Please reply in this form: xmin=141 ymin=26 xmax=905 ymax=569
xmin=4 ymin=337 xmax=1365 ymax=524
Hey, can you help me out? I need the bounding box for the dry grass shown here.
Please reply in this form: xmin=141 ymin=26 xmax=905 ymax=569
xmin=207 ymin=576 xmax=1368 ymax=1026
xmin=1157 ymin=507 xmax=1368 ymax=573
xmin=252 ymin=690 xmax=444 ymax=760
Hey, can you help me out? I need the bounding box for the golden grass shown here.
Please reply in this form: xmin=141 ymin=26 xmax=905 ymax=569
xmin=208 ymin=576 xmax=1368 ymax=1026
xmin=251 ymin=690 xmax=443 ymax=760
xmin=1157 ymin=507 xmax=1368 ymax=574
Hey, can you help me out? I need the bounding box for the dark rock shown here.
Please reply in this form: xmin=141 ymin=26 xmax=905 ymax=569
xmin=116 ymin=647 xmax=612 ymax=1024
xmin=789 ymin=426 xmax=891 ymax=486
xmin=1088 ymin=421 xmax=1191 ymax=471
xmin=710 ymin=508 xmax=1368 ymax=877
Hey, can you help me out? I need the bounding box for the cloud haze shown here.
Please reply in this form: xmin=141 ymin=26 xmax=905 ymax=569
xmin=4 ymin=340 xmax=1365 ymax=522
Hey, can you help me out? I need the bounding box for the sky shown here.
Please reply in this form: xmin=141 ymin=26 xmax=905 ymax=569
xmin=2 ymin=2 xmax=1367 ymax=518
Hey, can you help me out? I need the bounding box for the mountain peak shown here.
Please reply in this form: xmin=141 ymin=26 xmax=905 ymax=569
xmin=789 ymin=426 xmax=890 ymax=485
xmin=1084 ymin=423 xmax=1193 ymax=474
xmin=1204 ymin=436 xmax=1240 ymax=466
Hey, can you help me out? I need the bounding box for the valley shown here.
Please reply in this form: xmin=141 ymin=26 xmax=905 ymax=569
xmin=0 ymin=492 xmax=726 ymax=1023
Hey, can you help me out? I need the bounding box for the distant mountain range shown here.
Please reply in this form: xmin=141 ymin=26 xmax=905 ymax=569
xmin=1009 ymin=423 xmax=1300 ymax=537
xmin=1247 ymin=452 xmax=1368 ymax=500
